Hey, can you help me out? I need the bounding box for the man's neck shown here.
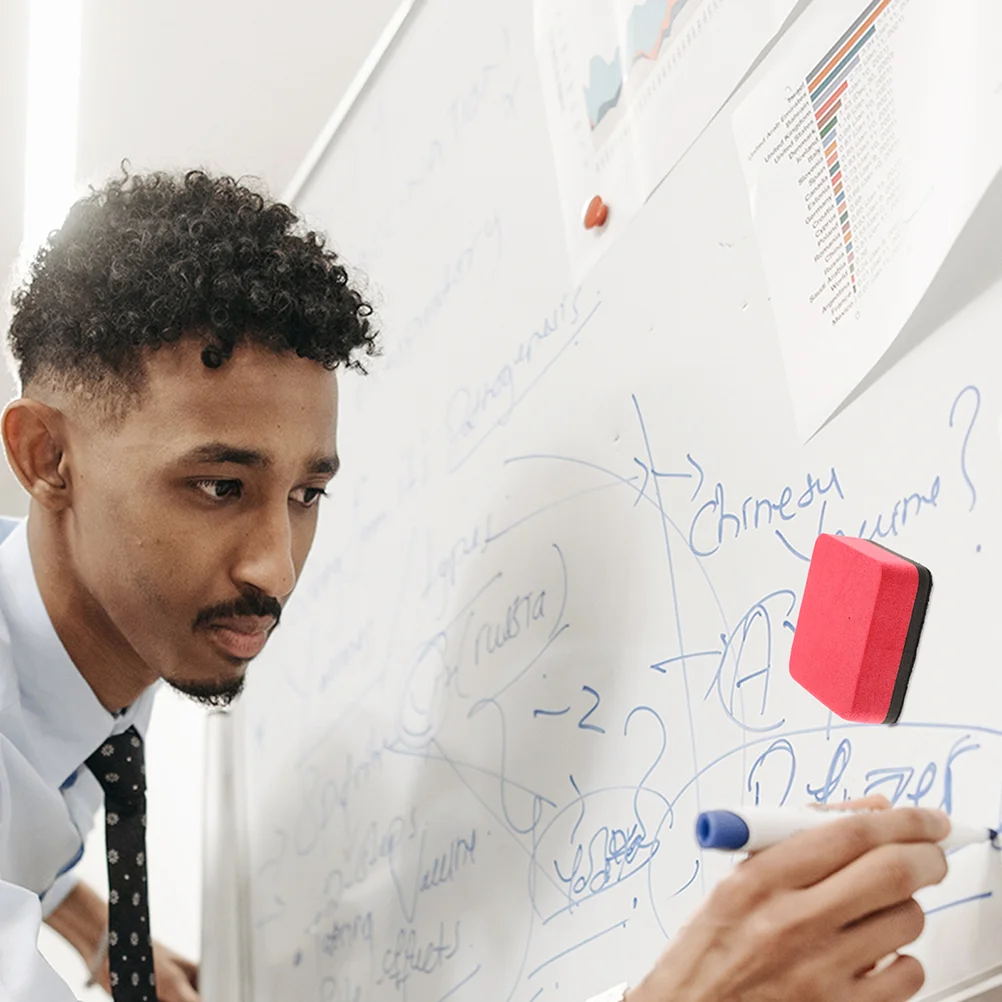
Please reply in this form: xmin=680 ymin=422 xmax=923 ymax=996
xmin=26 ymin=512 xmax=157 ymax=713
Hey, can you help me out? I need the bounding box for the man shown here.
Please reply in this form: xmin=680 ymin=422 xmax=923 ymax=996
xmin=0 ymin=169 xmax=948 ymax=1002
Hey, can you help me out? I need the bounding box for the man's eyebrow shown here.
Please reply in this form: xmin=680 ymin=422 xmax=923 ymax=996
xmin=178 ymin=444 xmax=269 ymax=468
xmin=308 ymin=454 xmax=340 ymax=477
xmin=177 ymin=444 xmax=340 ymax=477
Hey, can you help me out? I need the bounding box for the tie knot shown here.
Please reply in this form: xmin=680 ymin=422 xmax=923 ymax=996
xmin=86 ymin=726 xmax=147 ymax=807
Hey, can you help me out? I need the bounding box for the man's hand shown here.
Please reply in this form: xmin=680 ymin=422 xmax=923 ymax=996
xmin=92 ymin=940 xmax=200 ymax=1002
xmin=153 ymin=942 xmax=201 ymax=1002
xmin=45 ymin=881 xmax=200 ymax=1000
xmin=628 ymin=805 xmax=949 ymax=1002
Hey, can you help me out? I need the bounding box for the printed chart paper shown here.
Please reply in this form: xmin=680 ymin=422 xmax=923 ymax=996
xmin=535 ymin=0 xmax=800 ymax=280
xmin=733 ymin=0 xmax=1002 ymax=441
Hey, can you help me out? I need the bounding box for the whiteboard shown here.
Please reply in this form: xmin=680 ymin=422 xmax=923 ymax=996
xmin=232 ymin=0 xmax=1002 ymax=999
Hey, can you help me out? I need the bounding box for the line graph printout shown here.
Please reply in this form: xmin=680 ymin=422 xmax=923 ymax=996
xmin=733 ymin=0 xmax=1002 ymax=441
xmin=536 ymin=0 xmax=799 ymax=280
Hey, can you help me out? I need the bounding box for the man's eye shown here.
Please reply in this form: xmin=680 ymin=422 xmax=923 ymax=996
xmin=194 ymin=479 xmax=242 ymax=501
xmin=293 ymin=486 xmax=328 ymax=508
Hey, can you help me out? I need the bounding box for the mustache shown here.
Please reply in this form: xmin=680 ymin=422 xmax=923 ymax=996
xmin=193 ymin=590 xmax=283 ymax=631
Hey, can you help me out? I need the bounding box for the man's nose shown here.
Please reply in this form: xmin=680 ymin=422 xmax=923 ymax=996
xmin=231 ymin=505 xmax=296 ymax=601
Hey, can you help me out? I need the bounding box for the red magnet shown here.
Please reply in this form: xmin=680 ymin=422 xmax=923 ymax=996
xmin=583 ymin=195 xmax=609 ymax=230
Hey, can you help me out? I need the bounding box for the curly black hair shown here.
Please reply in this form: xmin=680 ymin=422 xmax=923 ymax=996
xmin=8 ymin=168 xmax=378 ymax=396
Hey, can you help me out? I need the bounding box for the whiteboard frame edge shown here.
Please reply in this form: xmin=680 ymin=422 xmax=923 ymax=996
xmin=201 ymin=708 xmax=251 ymax=1002
xmin=229 ymin=702 xmax=256 ymax=1002
xmin=919 ymin=965 xmax=1002 ymax=1001
xmin=280 ymin=0 xmax=427 ymax=206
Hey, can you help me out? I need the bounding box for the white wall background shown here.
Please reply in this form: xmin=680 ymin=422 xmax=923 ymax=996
xmin=0 ymin=0 xmax=404 ymax=996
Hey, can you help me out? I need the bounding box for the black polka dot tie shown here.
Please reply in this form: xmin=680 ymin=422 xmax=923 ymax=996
xmin=86 ymin=726 xmax=159 ymax=1002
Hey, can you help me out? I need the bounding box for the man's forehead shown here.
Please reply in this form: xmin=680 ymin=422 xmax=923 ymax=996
xmin=145 ymin=339 xmax=337 ymax=405
xmin=141 ymin=340 xmax=338 ymax=414
xmin=96 ymin=340 xmax=339 ymax=456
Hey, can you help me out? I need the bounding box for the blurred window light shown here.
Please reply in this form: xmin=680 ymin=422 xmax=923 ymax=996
xmin=21 ymin=0 xmax=83 ymax=260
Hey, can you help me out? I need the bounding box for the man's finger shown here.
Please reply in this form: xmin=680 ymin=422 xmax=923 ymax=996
xmin=163 ymin=970 xmax=201 ymax=1002
xmin=854 ymin=952 xmax=926 ymax=1002
xmin=817 ymin=794 xmax=892 ymax=813
xmin=748 ymin=807 xmax=949 ymax=890
xmin=744 ymin=797 xmax=897 ymax=860
xmin=837 ymin=898 xmax=925 ymax=975
xmin=177 ymin=956 xmax=200 ymax=988
xmin=810 ymin=840 xmax=947 ymax=928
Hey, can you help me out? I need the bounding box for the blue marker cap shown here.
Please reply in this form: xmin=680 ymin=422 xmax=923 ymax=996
xmin=696 ymin=810 xmax=750 ymax=850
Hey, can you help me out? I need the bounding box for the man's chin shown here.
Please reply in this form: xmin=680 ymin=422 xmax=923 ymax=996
xmin=166 ymin=672 xmax=246 ymax=708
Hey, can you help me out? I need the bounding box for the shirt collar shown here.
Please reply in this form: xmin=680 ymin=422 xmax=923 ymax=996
xmin=0 ymin=519 xmax=157 ymax=788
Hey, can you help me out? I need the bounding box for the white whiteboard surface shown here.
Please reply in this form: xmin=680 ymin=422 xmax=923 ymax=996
xmin=232 ymin=1 xmax=1002 ymax=999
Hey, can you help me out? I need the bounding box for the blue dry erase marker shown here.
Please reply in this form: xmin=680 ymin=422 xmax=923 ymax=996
xmin=695 ymin=807 xmax=998 ymax=853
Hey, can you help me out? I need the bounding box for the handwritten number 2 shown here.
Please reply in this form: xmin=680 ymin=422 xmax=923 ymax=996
xmin=535 ymin=686 xmax=606 ymax=733
xmin=578 ymin=686 xmax=606 ymax=734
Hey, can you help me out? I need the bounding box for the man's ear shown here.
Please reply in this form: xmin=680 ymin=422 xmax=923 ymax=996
xmin=2 ymin=398 xmax=70 ymax=510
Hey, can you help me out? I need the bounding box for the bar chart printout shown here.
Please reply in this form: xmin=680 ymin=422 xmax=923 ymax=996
xmin=536 ymin=0 xmax=800 ymax=280
xmin=733 ymin=0 xmax=1002 ymax=441
xmin=807 ymin=0 xmax=893 ymax=295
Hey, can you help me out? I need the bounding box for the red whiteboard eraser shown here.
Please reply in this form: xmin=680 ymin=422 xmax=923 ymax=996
xmin=789 ymin=534 xmax=932 ymax=724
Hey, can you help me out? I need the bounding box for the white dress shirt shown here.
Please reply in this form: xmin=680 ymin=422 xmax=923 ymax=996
xmin=0 ymin=518 xmax=157 ymax=1000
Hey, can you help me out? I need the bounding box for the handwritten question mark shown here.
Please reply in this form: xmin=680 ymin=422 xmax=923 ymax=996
xmin=949 ymin=385 xmax=981 ymax=513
